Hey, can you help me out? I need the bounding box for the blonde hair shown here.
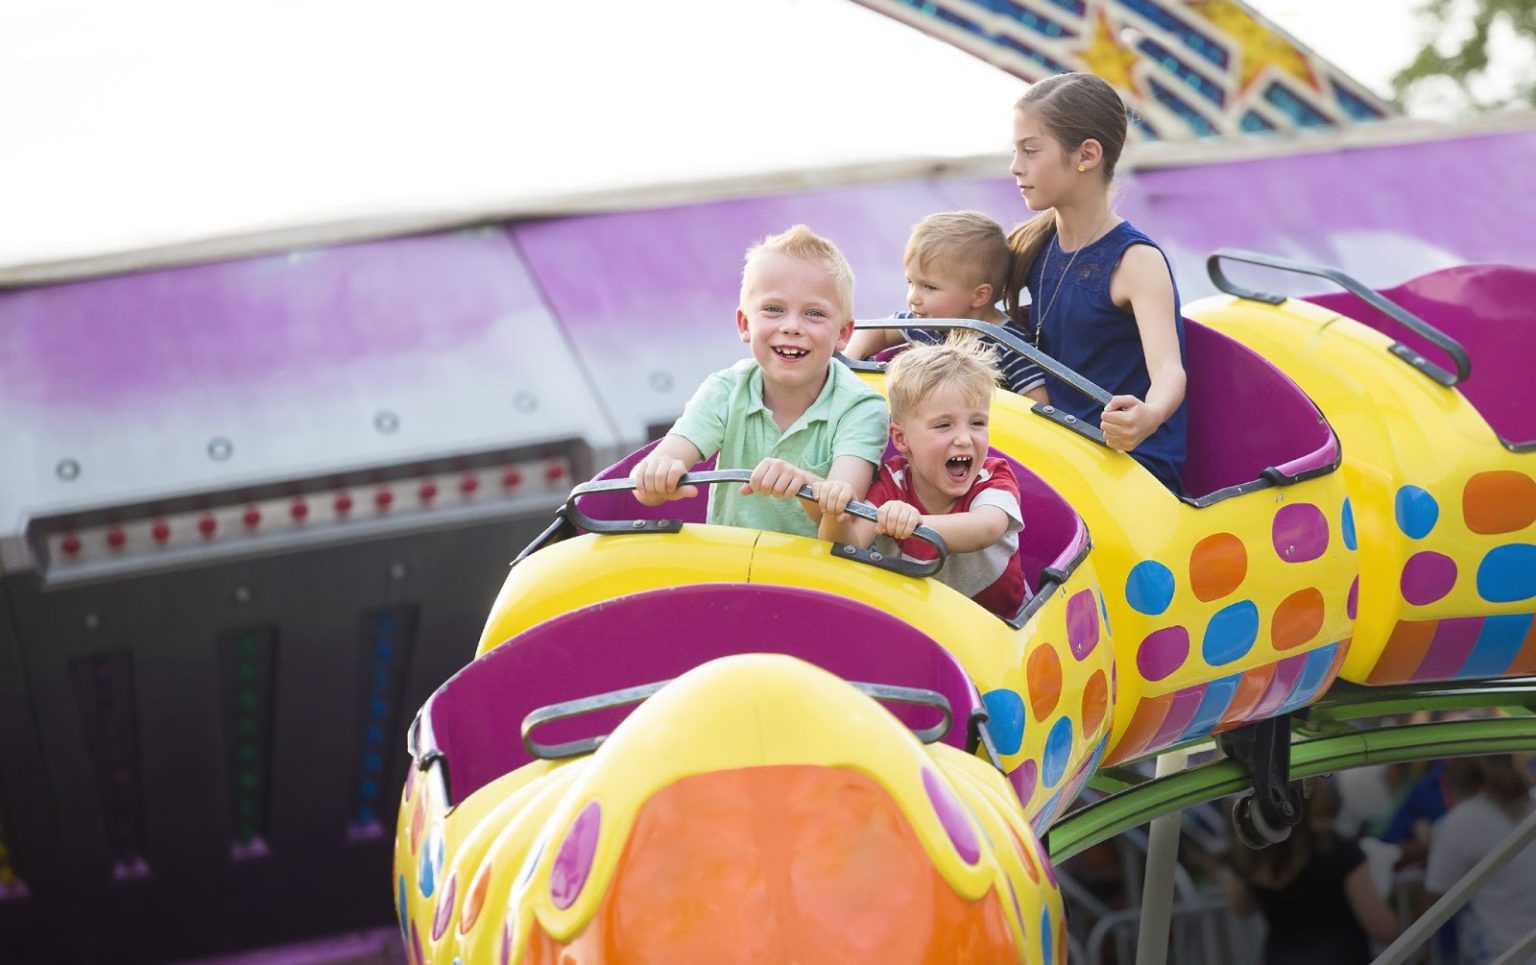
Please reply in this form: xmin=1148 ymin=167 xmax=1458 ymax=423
xmin=1004 ymin=73 xmax=1132 ymax=326
xmin=904 ymin=211 xmax=1010 ymax=296
xmin=740 ymin=224 xmax=855 ymax=318
xmin=886 ymin=338 xmax=1002 ymax=424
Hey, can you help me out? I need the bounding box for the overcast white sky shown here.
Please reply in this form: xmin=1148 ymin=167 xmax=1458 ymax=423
xmin=0 ymin=0 xmax=1504 ymax=270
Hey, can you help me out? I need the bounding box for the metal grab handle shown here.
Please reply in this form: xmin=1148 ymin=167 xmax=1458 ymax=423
xmin=1206 ymin=248 xmax=1472 ymax=387
xmin=522 ymin=678 xmax=955 ymax=760
xmin=564 ymin=470 xmax=949 ymax=578
xmin=852 ymin=318 xmax=1115 ymax=408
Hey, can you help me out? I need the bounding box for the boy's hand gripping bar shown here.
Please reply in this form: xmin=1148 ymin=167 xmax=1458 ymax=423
xmin=561 ymin=471 xmax=950 ymax=579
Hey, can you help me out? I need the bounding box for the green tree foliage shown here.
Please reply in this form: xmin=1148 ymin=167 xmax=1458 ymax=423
xmin=1393 ymin=0 xmax=1536 ymax=110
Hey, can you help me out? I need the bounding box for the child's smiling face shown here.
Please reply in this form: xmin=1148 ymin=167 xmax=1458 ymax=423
xmin=892 ymin=383 xmax=991 ymax=513
xmin=737 ymin=252 xmax=853 ymax=395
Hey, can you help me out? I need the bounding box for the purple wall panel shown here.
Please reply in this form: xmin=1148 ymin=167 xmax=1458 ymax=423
xmin=929 ymin=129 xmax=1536 ymax=299
xmin=511 ymin=180 xmax=962 ymax=440
xmin=0 ymin=227 xmax=616 ymax=529
xmin=0 ymin=230 xmax=531 ymax=406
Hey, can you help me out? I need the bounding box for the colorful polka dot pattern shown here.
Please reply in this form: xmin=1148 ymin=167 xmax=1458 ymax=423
xmin=1004 ymin=585 xmax=1114 ymax=817
xmin=1368 ymin=612 xmax=1536 ymax=684
xmin=1380 ymin=474 xmax=1536 ymax=610
xmin=1107 ymin=497 xmax=1352 ymax=762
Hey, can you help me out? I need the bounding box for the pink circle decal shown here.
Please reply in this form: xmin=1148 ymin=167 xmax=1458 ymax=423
xmin=1136 ymin=626 xmax=1190 ymax=682
xmin=1066 ymin=590 xmax=1100 ymax=660
xmin=549 ymin=801 xmax=602 ymax=910
xmin=1272 ymin=504 xmax=1329 ymax=563
xmin=923 ymin=767 xmax=980 ymax=864
xmin=1401 ymin=552 xmax=1457 ymax=606
xmin=1012 ymin=758 xmax=1039 ymax=804
xmin=431 ymin=873 xmax=457 ymax=941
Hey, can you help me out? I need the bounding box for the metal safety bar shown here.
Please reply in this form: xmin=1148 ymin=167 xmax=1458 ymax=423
xmin=563 ymin=470 xmax=949 ymax=578
xmin=1206 ymin=248 xmax=1472 ymax=387
xmin=521 ymin=677 xmax=955 ymax=760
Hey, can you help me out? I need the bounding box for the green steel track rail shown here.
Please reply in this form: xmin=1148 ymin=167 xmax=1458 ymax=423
xmin=1046 ymin=677 xmax=1536 ymax=863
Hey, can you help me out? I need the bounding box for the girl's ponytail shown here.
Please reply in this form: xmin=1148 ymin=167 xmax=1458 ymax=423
xmin=1004 ymin=212 xmax=1056 ymax=327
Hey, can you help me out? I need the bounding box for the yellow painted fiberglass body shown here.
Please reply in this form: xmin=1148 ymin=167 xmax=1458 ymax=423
xmin=1186 ymin=259 xmax=1536 ymax=686
xmin=395 ymin=655 xmax=1066 ymax=964
xmin=856 ymin=347 xmax=1357 ymax=769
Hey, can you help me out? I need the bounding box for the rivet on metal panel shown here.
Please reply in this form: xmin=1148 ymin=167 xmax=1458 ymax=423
xmin=208 ymin=438 xmax=234 ymax=461
xmin=82 ymin=612 xmax=100 ymax=630
xmin=649 ymin=371 xmax=674 ymax=393
xmin=55 ymin=458 xmax=81 ymax=481
xmin=389 ymin=563 xmax=408 ymax=582
xmin=513 ymin=392 xmax=539 ymax=414
xmin=374 ymin=412 xmax=400 ymax=435
xmin=232 ymin=585 xmax=253 ymax=604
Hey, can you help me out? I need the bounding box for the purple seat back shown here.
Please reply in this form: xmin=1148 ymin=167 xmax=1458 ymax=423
xmin=573 ymin=439 xmax=715 ymax=525
xmin=1303 ymin=264 xmax=1536 ymax=446
xmin=1181 ymin=319 xmax=1338 ymax=500
xmin=422 ymin=584 xmax=984 ymax=804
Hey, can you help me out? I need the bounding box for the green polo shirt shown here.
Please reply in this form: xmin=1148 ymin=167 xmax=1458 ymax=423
xmin=670 ymin=358 xmax=889 ymax=537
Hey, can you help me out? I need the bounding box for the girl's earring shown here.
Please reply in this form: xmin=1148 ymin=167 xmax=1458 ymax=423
xmin=1077 ymin=163 xmax=1086 ymax=173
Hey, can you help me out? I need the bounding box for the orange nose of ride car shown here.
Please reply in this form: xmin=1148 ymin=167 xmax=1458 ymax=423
xmin=521 ymin=764 xmax=1017 ymax=963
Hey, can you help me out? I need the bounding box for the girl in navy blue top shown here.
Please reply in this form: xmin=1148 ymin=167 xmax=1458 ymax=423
xmin=1003 ymin=72 xmax=1188 ymax=494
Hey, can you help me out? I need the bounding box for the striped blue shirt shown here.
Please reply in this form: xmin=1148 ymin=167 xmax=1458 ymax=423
xmin=895 ymin=311 xmax=1045 ymax=395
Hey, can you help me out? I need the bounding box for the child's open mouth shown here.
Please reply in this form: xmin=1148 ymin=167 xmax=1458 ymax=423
xmin=945 ymin=455 xmax=972 ymax=482
xmin=773 ymin=346 xmax=808 ymax=360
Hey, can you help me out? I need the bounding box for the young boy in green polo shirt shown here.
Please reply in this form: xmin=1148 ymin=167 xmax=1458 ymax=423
xmin=630 ymin=224 xmax=890 ymax=538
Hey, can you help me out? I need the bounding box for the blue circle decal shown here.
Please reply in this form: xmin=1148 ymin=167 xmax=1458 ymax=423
xmin=1342 ymin=498 xmax=1357 ymax=551
xmin=1395 ymin=486 xmax=1439 ymax=539
xmin=1202 ymin=600 xmax=1260 ymax=666
xmin=1476 ymin=544 xmax=1536 ymax=603
xmin=1042 ymin=716 xmax=1074 ymax=788
xmin=1126 ymin=560 xmax=1176 ymax=616
xmin=983 ymin=689 xmax=1026 ymax=756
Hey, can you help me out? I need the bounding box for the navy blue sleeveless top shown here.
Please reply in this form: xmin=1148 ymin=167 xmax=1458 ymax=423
xmin=1026 ymin=220 xmax=1187 ymax=493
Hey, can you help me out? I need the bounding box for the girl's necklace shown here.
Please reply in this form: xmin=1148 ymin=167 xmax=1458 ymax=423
xmin=1034 ymin=214 xmax=1113 ymax=348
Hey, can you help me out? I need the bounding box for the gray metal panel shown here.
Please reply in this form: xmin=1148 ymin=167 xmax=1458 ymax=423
xmin=0 ymin=498 xmax=557 ymax=960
